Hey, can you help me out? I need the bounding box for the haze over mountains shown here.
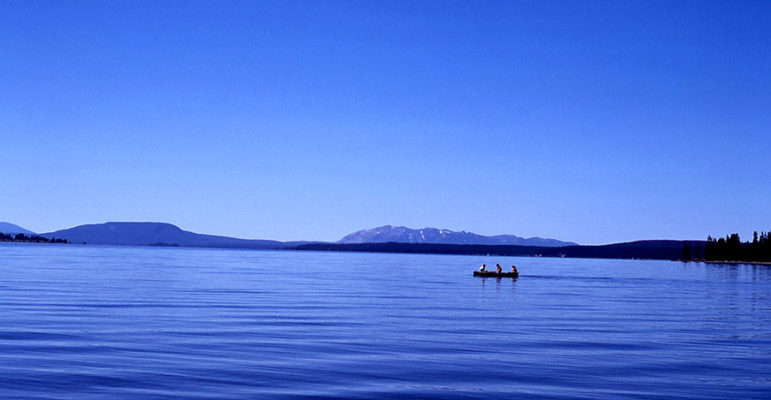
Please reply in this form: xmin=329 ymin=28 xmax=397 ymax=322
xmin=339 ymin=225 xmax=576 ymax=247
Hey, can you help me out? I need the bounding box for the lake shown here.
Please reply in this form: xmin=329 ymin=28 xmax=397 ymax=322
xmin=1 ymin=243 xmax=770 ymax=399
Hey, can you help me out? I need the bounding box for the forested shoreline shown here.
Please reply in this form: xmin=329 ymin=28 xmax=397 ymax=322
xmin=0 ymin=232 xmax=68 ymax=244
xmin=689 ymin=232 xmax=771 ymax=262
xmin=293 ymin=240 xmax=698 ymax=260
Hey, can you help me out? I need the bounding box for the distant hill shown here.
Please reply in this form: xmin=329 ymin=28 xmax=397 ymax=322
xmin=0 ymin=222 xmax=36 ymax=235
xmin=40 ymin=222 xmax=295 ymax=249
xmin=293 ymin=240 xmax=706 ymax=260
xmin=338 ymin=225 xmax=576 ymax=247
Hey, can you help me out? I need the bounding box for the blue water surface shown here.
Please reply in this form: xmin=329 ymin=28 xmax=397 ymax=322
xmin=1 ymin=243 xmax=770 ymax=399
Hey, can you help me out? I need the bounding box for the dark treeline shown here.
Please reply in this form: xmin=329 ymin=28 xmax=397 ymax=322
xmin=291 ymin=240 xmax=698 ymax=260
xmin=0 ymin=232 xmax=67 ymax=244
xmin=701 ymin=232 xmax=771 ymax=262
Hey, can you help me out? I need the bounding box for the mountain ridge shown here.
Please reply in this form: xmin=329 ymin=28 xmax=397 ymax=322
xmin=40 ymin=222 xmax=295 ymax=249
xmin=0 ymin=222 xmax=36 ymax=235
xmin=338 ymin=225 xmax=576 ymax=247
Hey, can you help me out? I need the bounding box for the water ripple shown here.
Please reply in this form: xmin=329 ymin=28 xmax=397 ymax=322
xmin=0 ymin=244 xmax=770 ymax=398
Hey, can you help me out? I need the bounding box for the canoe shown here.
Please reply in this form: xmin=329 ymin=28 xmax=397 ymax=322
xmin=473 ymin=271 xmax=519 ymax=278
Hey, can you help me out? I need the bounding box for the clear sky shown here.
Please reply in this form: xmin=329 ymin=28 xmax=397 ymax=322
xmin=2 ymin=0 xmax=769 ymax=244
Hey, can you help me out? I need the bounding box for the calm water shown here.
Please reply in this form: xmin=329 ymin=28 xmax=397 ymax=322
xmin=1 ymin=244 xmax=770 ymax=399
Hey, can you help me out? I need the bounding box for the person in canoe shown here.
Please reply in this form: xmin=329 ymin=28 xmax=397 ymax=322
xmin=479 ymin=264 xmax=486 ymax=272
xmin=496 ymin=264 xmax=502 ymax=273
xmin=511 ymin=265 xmax=518 ymax=274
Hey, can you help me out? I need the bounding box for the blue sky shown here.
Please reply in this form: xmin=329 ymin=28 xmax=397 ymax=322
xmin=2 ymin=0 xmax=769 ymax=244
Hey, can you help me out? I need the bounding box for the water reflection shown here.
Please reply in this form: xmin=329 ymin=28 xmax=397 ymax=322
xmin=751 ymin=265 xmax=771 ymax=282
xmin=703 ymin=262 xmax=771 ymax=281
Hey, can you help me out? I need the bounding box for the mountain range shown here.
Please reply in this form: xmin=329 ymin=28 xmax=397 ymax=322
xmin=2 ymin=221 xmax=575 ymax=249
xmin=338 ymin=225 xmax=576 ymax=247
xmin=3 ymin=221 xmax=706 ymax=260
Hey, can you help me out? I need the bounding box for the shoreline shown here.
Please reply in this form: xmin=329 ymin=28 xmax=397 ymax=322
xmin=689 ymin=259 xmax=771 ymax=266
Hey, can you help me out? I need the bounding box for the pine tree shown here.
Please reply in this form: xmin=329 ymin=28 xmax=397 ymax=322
xmin=681 ymin=242 xmax=691 ymax=261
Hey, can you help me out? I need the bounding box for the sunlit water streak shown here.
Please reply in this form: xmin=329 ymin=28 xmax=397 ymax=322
xmin=1 ymin=243 xmax=770 ymax=399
